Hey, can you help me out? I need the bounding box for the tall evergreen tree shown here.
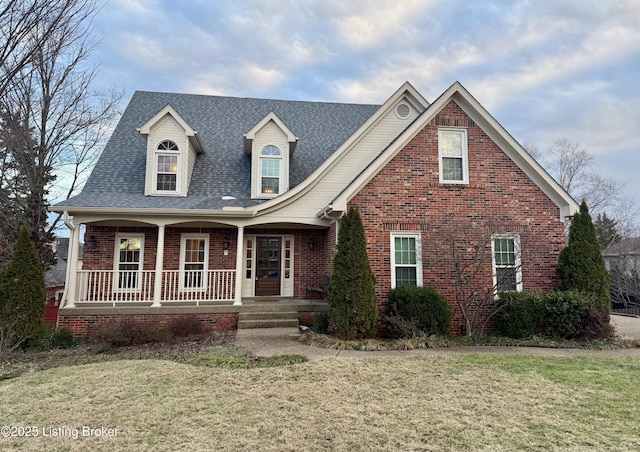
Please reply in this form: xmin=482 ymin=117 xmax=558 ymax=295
xmin=558 ymin=201 xmax=611 ymax=308
xmin=594 ymin=212 xmax=620 ymax=251
xmin=0 ymin=226 xmax=46 ymax=347
xmin=327 ymin=206 xmax=378 ymax=339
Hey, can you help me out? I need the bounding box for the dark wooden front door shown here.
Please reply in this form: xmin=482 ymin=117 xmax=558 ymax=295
xmin=255 ymin=237 xmax=281 ymax=296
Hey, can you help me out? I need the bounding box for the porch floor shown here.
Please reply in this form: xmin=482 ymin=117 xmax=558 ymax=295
xmin=59 ymin=298 xmax=328 ymax=315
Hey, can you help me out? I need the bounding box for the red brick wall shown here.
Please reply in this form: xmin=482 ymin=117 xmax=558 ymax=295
xmin=83 ymin=225 xmax=332 ymax=299
xmin=58 ymin=312 xmax=238 ymax=337
xmin=349 ymin=100 xmax=567 ymax=331
xmin=82 ymin=226 xmax=238 ymax=271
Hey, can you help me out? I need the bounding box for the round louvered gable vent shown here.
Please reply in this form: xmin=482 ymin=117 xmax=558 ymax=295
xmin=396 ymin=103 xmax=410 ymax=119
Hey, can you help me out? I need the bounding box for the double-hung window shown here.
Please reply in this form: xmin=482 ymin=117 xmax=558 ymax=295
xmin=260 ymin=145 xmax=282 ymax=196
xmin=155 ymin=140 xmax=179 ymax=193
xmin=492 ymin=234 xmax=522 ymax=292
xmin=438 ymin=128 xmax=469 ymax=184
xmin=180 ymin=235 xmax=208 ymax=290
xmin=391 ymin=232 xmax=423 ymax=288
xmin=114 ymin=234 xmax=144 ymax=291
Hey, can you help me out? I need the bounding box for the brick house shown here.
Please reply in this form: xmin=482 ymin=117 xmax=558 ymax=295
xmin=51 ymin=82 xmax=578 ymax=336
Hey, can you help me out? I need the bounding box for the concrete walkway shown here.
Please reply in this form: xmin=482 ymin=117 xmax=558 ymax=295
xmin=234 ymin=314 xmax=640 ymax=360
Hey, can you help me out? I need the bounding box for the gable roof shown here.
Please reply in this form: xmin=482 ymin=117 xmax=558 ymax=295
xmin=55 ymin=92 xmax=379 ymax=211
xmin=243 ymin=111 xmax=298 ymax=156
xmin=137 ymin=104 xmax=205 ymax=153
xmin=328 ymin=81 xmax=579 ymax=221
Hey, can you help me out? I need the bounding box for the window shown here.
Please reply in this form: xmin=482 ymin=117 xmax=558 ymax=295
xmin=438 ymin=129 xmax=468 ymax=183
xmin=155 ymin=140 xmax=179 ymax=192
xmin=180 ymin=235 xmax=208 ymax=290
xmin=114 ymin=234 xmax=144 ymax=291
xmin=260 ymin=145 xmax=282 ymax=196
xmin=391 ymin=232 xmax=423 ymax=288
xmin=492 ymin=234 xmax=522 ymax=292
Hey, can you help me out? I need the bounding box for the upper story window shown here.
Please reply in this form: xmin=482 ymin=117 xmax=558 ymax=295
xmin=438 ymin=129 xmax=469 ymax=184
xmin=260 ymin=145 xmax=282 ymax=196
xmin=155 ymin=140 xmax=179 ymax=193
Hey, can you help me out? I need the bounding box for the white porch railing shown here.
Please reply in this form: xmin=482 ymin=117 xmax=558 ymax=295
xmin=161 ymin=270 xmax=235 ymax=304
xmin=75 ymin=269 xmax=235 ymax=306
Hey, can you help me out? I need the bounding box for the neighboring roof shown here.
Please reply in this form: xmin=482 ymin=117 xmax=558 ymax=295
xmin=55 ymin=92 xmax=379 ymax=211
xmin=45 ymin=238 xmax=83 ymax=287
xmin=603 ymin=237 xmax=640 ymax=257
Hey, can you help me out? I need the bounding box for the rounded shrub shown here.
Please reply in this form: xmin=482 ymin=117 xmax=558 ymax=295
xmin=495 ymin=291 xmax=546 ymax=339
xmin=386 ymin=286 xmax=451 ymax=337
xmin=543 ymin=291 xmax=593 ymax=339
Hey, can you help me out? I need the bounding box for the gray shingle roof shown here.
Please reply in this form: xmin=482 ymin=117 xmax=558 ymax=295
xmin=603 ymin=237 xmax=640 ymax=256
xmin=57 ymin=91 xmax=379 ymax=210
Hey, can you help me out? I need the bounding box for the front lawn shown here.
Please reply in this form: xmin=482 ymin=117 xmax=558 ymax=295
xmin=1 ymin=353 xmax=639 ymax=451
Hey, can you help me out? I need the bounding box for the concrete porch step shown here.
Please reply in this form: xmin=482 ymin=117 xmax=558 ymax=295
xmin=237 ymin=318 xmax=299 ymax=329
xmin=237 ymin=310 xmax=299 ymax=329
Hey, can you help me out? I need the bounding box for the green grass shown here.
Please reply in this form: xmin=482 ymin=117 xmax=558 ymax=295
xmin=1 ymin=354 xmax=639 ymax=451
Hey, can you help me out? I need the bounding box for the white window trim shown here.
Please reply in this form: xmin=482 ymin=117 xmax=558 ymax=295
xmin=151 ymin=140 xmax=181 ymax=196
xmin=491 ymin=233 xmax=522 ymax=293
xmin=438 ymin=128 xmax=469 ymax=184
xmin=179 ymin=234 xmax=209 ymax=292
xmin=259 ymin=144 xmax=283 ymax=197
xmin=113 ymin=233 xmax=145 ymax=293
xmin=390 ymin=232 xmax=423 ymax=288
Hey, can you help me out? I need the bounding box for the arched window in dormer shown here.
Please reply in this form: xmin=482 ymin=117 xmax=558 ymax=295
xmin=155 ymin=140 xmax=179 ymax=192
xmin=260 ymin=145 xmax=282 ymax=196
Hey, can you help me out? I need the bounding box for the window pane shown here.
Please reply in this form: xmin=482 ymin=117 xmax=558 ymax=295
xmin=394 ymin=237 xmax=416 ymax=264
xmin=117 ymin=237 xmax=141 ymax=289
xmin=497 ymin=268 xmax=517 ymax=292
xmin=442 ymin=157 xmax=463 ymax=181
xmin=494 ymin=238 xmax=515 ymax=266
xmin=262 ymin=177 xmax=279 ymax=194
xmin=156 ymin=154 xmax=178 ymax=191
xmin=261 ymin=145 xmax=281 ymax=156
xmin=441 ymin=131 xmax=463 ymax=157
xmin=261 ymin=159 xmax=281 ymax=194
xmin=395 ymin=267 xmax=417 ymax=287
xmin=183 ymin=238 xmax=206 ymax=288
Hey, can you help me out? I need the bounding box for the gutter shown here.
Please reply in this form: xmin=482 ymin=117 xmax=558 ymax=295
xmin=49 ymin=205 xmax=257 ymax=217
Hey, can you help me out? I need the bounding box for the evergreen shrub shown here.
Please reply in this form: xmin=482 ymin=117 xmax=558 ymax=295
xmin=495 ymin=291 xmax=546 ymax=339
xmin=328 ymin=206 xmax=378 ymax=339
xmin=0 ymin=227 xmax=46 ymax=348
xmin=386 ymin=286 xmax=451 ymax=337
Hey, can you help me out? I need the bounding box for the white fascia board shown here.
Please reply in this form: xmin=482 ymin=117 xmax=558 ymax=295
xmin=250 ymin=82 xmax=431 ymax=216
xmin=243 ymin=111 xmax=298 ymax=155
xmin=326 ymin=81 xmax=578 ymax=221
xmin=50 ymin=205 xmax=256 ymax=218
xmin=138 ymin=104 xmax=204 ymax=153
xmin=449 ymin=87 xmax=579 ymax=219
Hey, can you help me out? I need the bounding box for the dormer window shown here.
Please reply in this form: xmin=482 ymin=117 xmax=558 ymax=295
xmin=139 ymin=104 xmax=204 ymax=197
xmin=260 ymin=145 xmax=282 ymax=195
xmin=244 ymin=112 xmax=297 ymax=199
xmin=155 ymin=140 xmax=179 ymax=192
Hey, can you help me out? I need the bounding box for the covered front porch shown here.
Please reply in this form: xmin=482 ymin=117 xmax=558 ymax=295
xmin=61 ymin=214 xmax=335 ymax=310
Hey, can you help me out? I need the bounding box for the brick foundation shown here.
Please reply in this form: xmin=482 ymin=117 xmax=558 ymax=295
xmin=58 ymin=311 xmax=238 ymax=337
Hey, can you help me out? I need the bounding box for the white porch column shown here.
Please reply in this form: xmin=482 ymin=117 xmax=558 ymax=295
xmin=233 ymin=226 xmax=244 ymax=306
xmin=64 ymin=223 xmax=81 ymax=309
xmin=152 ymin=224 xmax=165 ymax=307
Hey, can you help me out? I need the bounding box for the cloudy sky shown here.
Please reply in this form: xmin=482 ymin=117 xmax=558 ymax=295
xmin=89 ymin=0 xmax=640 ymax=203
